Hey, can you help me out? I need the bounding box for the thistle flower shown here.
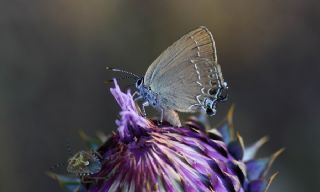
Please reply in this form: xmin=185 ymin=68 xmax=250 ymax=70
xmin=50 ymin=80 xmax=283 ymax=192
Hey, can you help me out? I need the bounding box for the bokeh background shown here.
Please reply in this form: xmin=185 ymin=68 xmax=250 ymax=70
xmin=1 ymin=0 xmax=319 ymax=191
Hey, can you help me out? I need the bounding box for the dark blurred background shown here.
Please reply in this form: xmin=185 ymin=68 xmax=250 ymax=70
xmin=1 ymin=0 xmax=319 ymax=191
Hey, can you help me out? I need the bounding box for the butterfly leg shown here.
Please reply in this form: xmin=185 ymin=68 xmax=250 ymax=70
xmin=134 ymin=96 xmax=143 ymax=101
xmin=133 ymin=92 xmax=143 ymax=101
xmin=159 ymin=108 xmax=164 ymax=125
xmin=141 ymin=101 xmax=149 ymax=117
xmin=132 ymin=91 xmax=139 ymax=99
xmin=133 ymin=95 xmax=145 ymax=115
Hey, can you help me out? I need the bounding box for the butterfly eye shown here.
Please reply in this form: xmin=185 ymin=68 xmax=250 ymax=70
xmin=136 ymin=78 xmax=143 ymax=87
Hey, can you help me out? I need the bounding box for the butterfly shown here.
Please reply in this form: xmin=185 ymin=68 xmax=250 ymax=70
xmin=108 ymin=26 xmax=228 ymax=126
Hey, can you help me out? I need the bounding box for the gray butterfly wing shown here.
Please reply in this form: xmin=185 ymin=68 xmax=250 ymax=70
xmin=144 ymin=26 xmax=225 ymax=112
xmin=144 ymin=26 xmax=218 ymax=84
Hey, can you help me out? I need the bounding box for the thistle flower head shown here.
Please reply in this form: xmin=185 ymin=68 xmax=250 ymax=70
xmin=50 ymin=80 xmax=282 ymax=192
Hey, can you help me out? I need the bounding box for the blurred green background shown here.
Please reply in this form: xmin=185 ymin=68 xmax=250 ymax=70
xmin=1 ymin=0 xmax=319 ymax=191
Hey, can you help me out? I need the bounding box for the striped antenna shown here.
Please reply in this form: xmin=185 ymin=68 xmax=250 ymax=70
xmin=106 ymin=67 xmax=140 ymax=79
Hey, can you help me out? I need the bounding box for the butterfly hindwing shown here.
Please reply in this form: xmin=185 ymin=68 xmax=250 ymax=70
xmin=144 ymin=26 xmax=223 ymax=112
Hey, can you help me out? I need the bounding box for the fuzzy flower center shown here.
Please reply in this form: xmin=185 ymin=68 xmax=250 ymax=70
xmin=110 ymin=79 xmax=153 ymax=143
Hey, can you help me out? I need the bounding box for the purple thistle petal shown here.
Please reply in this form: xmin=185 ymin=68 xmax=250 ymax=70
xmin=110 ymin=79 xmax=151 ymax=142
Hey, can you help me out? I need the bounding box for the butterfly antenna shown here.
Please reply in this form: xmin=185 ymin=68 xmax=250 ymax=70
xmin=106 ymin=67 xmax=139 ymax=79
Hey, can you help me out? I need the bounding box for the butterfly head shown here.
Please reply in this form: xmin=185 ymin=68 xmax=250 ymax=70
xmin=67 ymin=150 xmax=102 ymax=176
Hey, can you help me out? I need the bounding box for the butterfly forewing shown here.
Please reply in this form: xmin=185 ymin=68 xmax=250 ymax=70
xmin=144 ymin=26 xmax=224 ymax=112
